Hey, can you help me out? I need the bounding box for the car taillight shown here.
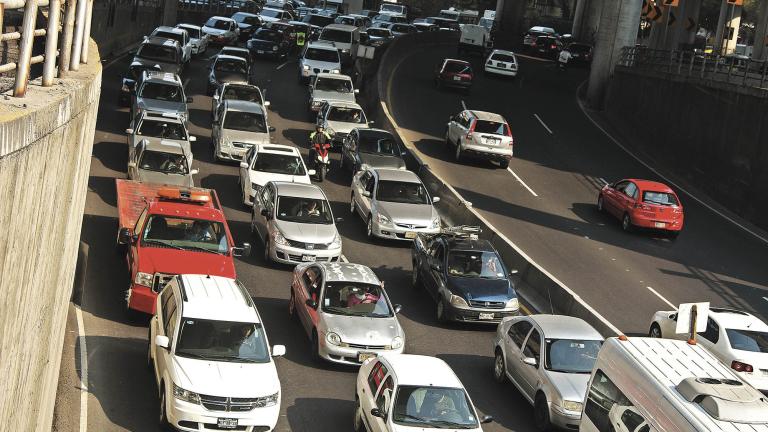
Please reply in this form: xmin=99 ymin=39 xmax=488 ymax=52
xmin=731 ymin=360 xmax=754 ymax=373
xmin=550 ymin=44 xmax=556 ymax=49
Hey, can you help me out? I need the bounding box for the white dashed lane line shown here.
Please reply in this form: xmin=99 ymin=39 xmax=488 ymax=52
xmin=646 ymin=286 xmax=678 ymax=310
xmin=507 ymin=167 xmax=539 ymax=197
xmin=533 ymin=113 xmax=554 ymax=135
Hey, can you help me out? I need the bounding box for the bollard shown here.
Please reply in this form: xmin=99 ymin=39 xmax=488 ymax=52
xmin=42 ymin=0 xmax=62 ymax=86
xmin=13 ymin=0 xmax=40 ymax=97
xmin=79 ymin=0 xmax=93 ymax=63
xmin=69 ymin=0 xmax=87 ymax=70
xmin=59 ymin=0 xmax=76 ymax=75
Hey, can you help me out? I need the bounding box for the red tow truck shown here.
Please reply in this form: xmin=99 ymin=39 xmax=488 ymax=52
xmin=116 ymin=180 xmax=250 ymax=314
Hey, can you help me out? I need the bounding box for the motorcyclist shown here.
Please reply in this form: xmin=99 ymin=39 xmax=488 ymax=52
xmin=558 ymin=46 xmax=573 ymax=71
xmin=309 ymin=125 xmax=332 ymax=170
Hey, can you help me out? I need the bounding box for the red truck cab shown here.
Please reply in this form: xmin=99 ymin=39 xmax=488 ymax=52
xmin=116 ymin=180 xmax=250 ymax=314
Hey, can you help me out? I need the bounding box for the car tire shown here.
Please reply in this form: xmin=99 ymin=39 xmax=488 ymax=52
xmin=147 ymin=327 xmax=154 ymax=371
xmin=454 ymin=143 xmax=463 ymax=162
xmin=534 ymin=393 xmax=552 ymax=432
xmin=411 ymin=264 xmax=420 ymax=288
xmin=493 ymin=349 xmax=506 ymax=383
xmin=311 ymin=330 xmax=322 ymax=363
xmin=339 ymin=152 xmax=346 ymax=170
xmin=366 ymin=216 xmax=374 ymax=240
xmin=288 ymin=291 xmax=297 ymax=320
xmin=621 ymin=213 xmax=633 ymax=232
xmin=597 ymin=195 xmax=605 ymax=213
xmin=159 ymin=384 xmax=172 ymax=431
xmin=498 ymin=159 xmax=509 ymax=169
xmin=649 ymin=323 xmax=662 ymax=338
xmin=436 ymin=299 xmax=448 ymax=324
xmin=263 ymin=239 xmax=272 ymax=265
xmin=350 ymin=193 xmax=356 ymax=215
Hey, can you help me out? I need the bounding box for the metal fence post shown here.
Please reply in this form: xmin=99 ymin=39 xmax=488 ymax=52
xmin=79 ymin=0 xmax=93 ymax=63
xmin=42 ymin=0 xmax=62 ymax=86
xmin=761 ymin=61 xmax=767 ymax=88
xmin=69 ymin=0 xmax=87 ymax=70
xmin=59 ymin=0 xmax=76 ymax=75
xmin=13 ymin=0 xmax=40 ymax=97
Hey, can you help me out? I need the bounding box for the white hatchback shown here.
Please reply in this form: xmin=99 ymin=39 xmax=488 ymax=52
xmin=238 ymin=144 xmax=314 ymax=206
xmin=484 ymin=49 xmax=518 ymax=77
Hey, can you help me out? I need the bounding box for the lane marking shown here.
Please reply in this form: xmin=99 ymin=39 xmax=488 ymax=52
xmin=598 ymin=177 xmax=608 ymax=185
xmin=507 ymin=167 xmax=539 ymax=197
xmin=460 ymin=100 xmax=467 ymax=111
xmin=763 ymin=297 xmax=768 ymax=303
xmin=514 ymin=52 xmax=554 ymax=62
xmin=340 ymin=254 xmax=349 ymax=262
xmin=75 ymin=305 xmax=88 ymax=432
xmin=276 ymin=60 xmax=292 ymax=70
xmin=646 ymin=286 xmax=678 ymax=310
xmin=576 ymin=82 xmax=768 ymax=246
xmin=533 ymin=114 xmax=553 ymax=135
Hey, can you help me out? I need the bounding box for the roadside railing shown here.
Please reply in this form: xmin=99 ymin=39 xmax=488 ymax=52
xmin=617 ymin=46 xmax=768 ymax=92
xmin=0 ymin=0 xmax=93 ymax=97
xmin=177 ymin=0 xmax=260 ymax=15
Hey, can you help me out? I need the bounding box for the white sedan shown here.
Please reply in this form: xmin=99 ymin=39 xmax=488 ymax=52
xmin=238 ymin=143 xmax=314 ymax=206
xmin=649 ymin=307 xmax=768 ymax=392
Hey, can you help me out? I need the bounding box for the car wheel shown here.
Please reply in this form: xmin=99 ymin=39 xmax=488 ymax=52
xmin=353 ymin=402 xmax=365 ymax=432
xmin=366 ymin=216 xmax=374 ymax=240
xmin=436 ymin=299 xmax=448 ymax=323
xmin=311 ymin=330 xmax=322 ymax=363
xmin=498 ymin=159 xmax=509 ymax=169
xmin=339 ymin=152 xmax=346 ymax=170
xmin=350 ymin=193 xmax=356 ymax=214
xmin=288 ymin=291 xmax=297 ymax=320
xmin=649 ymin=323 xmax=662 ymax=338
xmin=622 ymin=213 xmax=633 ymax=232
xmin=597 ymin=195 xmax=605 ymax=212
xmin=534 ymin=393 xmax=552 ymax=432
xmin=454 ymin=143 xmax=463 ymax=162
xmin=159 ymin=384 xmax=172 ymax=430
xmin=263 ymin=239 xmax=272 ymax=265
xmin=411 ymin=264 xmax=420 ymax=288
xmin=147 ymin=327 xmax=154 ymax=371
xmin=493 ymin=349 xmax=506 ymax=383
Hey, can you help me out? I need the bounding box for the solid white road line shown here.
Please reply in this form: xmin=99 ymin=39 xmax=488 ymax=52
xmin=340 ymin=254 xmax=349 ymax=263
xmin=507 ymin=167 xmax=539 ymax=197
xmin=576 ymin=82 xmax=768 ymax=246
xmin=763 ymin=297 xmax=768 ymax=303
xmin=598 ymin=177 xmax=608 ymax=185
xmin=646 ymin=286 xmax=678 ymax=310
xmin=276 ymin=60 xmax=291 ymax=70
xmin=75 ymin=305 xmax=88 ymax=432
xmin=461 ymin=100 xmax=467 ymax=111
xmin=534 ymin=114 xmax=554 ymax=135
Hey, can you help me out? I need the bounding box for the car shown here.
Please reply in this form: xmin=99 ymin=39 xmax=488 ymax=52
xmin=259 ymin=7 xmax=294 ymax=23
xmin=412 ymin=22 xmax=439 ymax=32
xmin=207 ymin=54 xmax=250 ymax=95
xmin=315 ymin=100 xmax=370 ymax=147
xmin=131 ymin=36 xmax=183 ymax=76
xmin=523 ymin=26 xmax=556 ymax=49
xmin=434 ymin=58 xmax=473 ymax=91
xmin=318 ymin=23 xmax=360 ymax=65
xmin=250 ymin=181 xmax=343 ymax=265
xmin=358 ymin=9 xmax=378 ymax=18
xmin=118 ymin=61 xmax=162 ymax=106
xmin=371 ymin=13 xmax=408 ymax=25
xmin=247 ymin=27 xmax=291 ymax=59
xmin=308 ymin=73 xmax=358 ymax=111
xmin=231 ymin=11 xmax=262 ymax=41
xmin=445 ymin=110 xmax=514 ymax=168
xmin=484 ymin=49 xmax=518 ymax=77
xmin=288 ymin=262 xmax=405 ymax=364
xmin=335 ymin=14 xmax=367 ymax=28
xmin=301 ymin=13 xmax=336 ymax=39
xmin=212 ymin=100 xmax=275 ymax=162
xmin=218 ymin=46 xmax=254 ymax=68
xmin=597 ymin=179 xmax=684 ymax=236
xmin=649 ymin=307 xmax=768 ymax=393
xmin=130 ymin=71 xmax=192 ymax=123
xmin=340 ymin=128 xmax=406 ymax=172
xmin=202 ymin=16 xmax=240 ymax=45
xmin=128 ymin=138 xmax=197 ymax=187
xmin=238 ymin=144 xmax=314 ymax=206
xmin=149 ymin=26 xmax=193 ymax=64
xmin=388 ymin=23 xmax=416 ymax=36
xmin=351 ymin=167 xmax=440 ymax=241
xmin=211 ymin=82 xmax=268 ymax=123
xmin=414 ymin=16 xmax=459 ymax=31
xmin=298 ymin=40 xmax=342 ymax=83
xmin=175 ymin=23 xmax=209 ymax=56
xmin=533 ymin=35 xmax=560 ymax=58
xmin=363 ymin=27 xmax=393 ymax=46
xmin=493 ymin=315 xmax=604 ymax=430
xmin=458 ymin=23 xmax=491 ymax=56
xmin=378 ymin=2 xmax=407 ymax=17
xmin=354 ymin=354 xmax=493 ymax=432
xmin=148 ymin=274 xmax=284 ymax=431
xmin=126 ymin=111 xmax=196 ymax=153
xmin=567 ymin=42 xmax=593 ymax=64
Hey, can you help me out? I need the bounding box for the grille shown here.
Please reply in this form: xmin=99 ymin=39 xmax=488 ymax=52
xmin=346 ymin=343 xmax=388 ymax=350
xmin=232 ymin=142 xmax=254 ymax=149
xmin=286 ymin=254 xmax=333 ymax=262
xmin=468 ymin=300 xmax=506 ymax=309
xmin=152 ymin=273 xmax=176 ymax=293
xmin=199 ymin=394 xmax=260 ymax=412
xmin=395 ymin=223 xmax=427 ymax=229
xmin=312 ymin=68 xmax=330 ymax=73
xmin=286 ymin=239 xmax=329 ymax=250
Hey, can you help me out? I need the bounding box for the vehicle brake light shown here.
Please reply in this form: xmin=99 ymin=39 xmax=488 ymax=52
xmin=731 ymin=360 xmax=753 ymax=373
xmin=551 ymin=44 xmax=556 ymax=49
xmin=158 ymin=187 xmax=210 ymax=203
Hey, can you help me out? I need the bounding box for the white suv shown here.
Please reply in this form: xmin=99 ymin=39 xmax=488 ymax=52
xmin=149 ymin=274 xmax=285 ymax=432
xmin=298 ymin=40 xmax=341 ymax=83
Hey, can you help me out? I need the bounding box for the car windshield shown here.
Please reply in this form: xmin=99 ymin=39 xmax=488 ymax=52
xmin=254 ymin=28 xmax=281 ymax=41
xmin=138 ymin=150 xmax=188 ymax=175
xmin=175 ymin=319 xmax=270 ymax=363
xmin=305 ymin=48 xmax=339 ymax=62
xmin=206 ymin=18 xmax=231 ymax=30
xmin=137 ymin=44 xmax=178 ymax=63
xmin=391 ymin=24 xmax=413 ymax=33
xmin=544 ymin=339 xmax=602 ymax=373
xmin=447 ymin=251 xmax=505 ymax=278
xmin=367 ymin=28 xmax=390 ymax=37
xmin=276 ymin=195 xmax=333 ymax=224
xmin=393 ymin=386 xmax=478 ymax=428
xmin=376 ymin=180 xmax=429 ymax=204
xmin=491 ymin=53 xmax=516 ymax=63
xmin=222 ymin=85 xmax=262 ymax=103
xmin=154 ymin=31 xmax=183 ymax=46
xmin=327 ymin=106 xmax=365 ymax=123
xmin=253 ymin=153 xmax=306 ymax=175
xmin=444 ymin=62 xmax=471 ymax=74
xmin=303 ymin=14 xmax=335 ymax=26
xmin=474 ymin=120 xmax=507 ymax=135
xmin=139 ymin=82 xmax=183 ymax=102
xmin=141 ymin=215 xmax=230 ymax=254
xmin=321 ymin=282 xmax=392 ymax=317
xmin=315 ymin=77 xmax=352 ymax=92
xmin=358 ymin=135 xmax=397 ymax=155
xmin=181 ymin=26 xmax=200 ymax=38
xmin=261 ymin=8 xmax=281 ymax=18
xmin=136 ymin=120 xmax=187 ymax=139
xmin=221 ymin=48 xmax=249 ymax=60
xmin=239 ymin=15 xmax=260 ymax=25
xmin=215 ymin=58 xmax=247 ymax=74
xmin=337 ymin=17 xmax=354 ymax=25
xmin=321 ymin=29 xmax=352 ymax=43
xmin=223 ymin=110 xmax=267 ymax=133
xmin=726 ymin=329 xmax=768 ymax=353
xmin=642 ymin=191 xmax=678 ymax=206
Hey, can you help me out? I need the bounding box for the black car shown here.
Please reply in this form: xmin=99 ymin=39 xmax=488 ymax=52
xmin=247 ymin=28 xmax=291 ymax=59
xmin=340 ymin=128 xmax=406 ymax=172
xmin=118 ymin=61 xmax=161 ymax=106
xmin=232 ymin=12 xmax=262 ymax=41
xmin=302 ymin=13 xmax=335 ymax=39
xmin=534 ymin=35 xmax=561 ymax=58
xmin=411 ymin=226 xmax=520 ymax=323
xmin=207 ymin=54 xmax=250 ymax=95
xmin=567 ymin=42 xmax=593 ymax=64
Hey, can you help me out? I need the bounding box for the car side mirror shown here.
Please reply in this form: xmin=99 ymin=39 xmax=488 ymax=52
xmin=118 ymin=227 xmax=134 ymax=245
xmin=481 ymin=415 xmax=494 ymax=424
xmin=190 ymin=168 xmax=199 ymax=175
xmin=368 ymin=120 xmax=375 ymax=125
xmin=261 ymin=208 xmax=272 ymax=218
xmin=213 ymin=94 xmax=220 ymax=100
xmin=370 ymin=408 xmax=386 ymax=419
xmin=354 ymin=89 xmax=360 ymax=94
xmin=264 ymin=100 xmax=271 ymax=107
xmin=240 ymin=162 xmax=249 ymax=169
xmin=232 ymin=242 xmax=252 ymax=257
xmin=155 ymin=335 xmax=170 ymax=349
xmin=362 ymin=190 xmax=371 ymax=197
xmin=125 ymin=128 xmax=134 ymax=134
xmin=523 ymin=357 xmax=537 ymax=367
xmin=186 ymin=96 xmax=194 ymax=103
xmin=128 ymin=161 xmax=137 ymax=168
xmin=307 ymin=169 xmax=316 ymax=176
xmin=189 ymin=136 xmax=197 ymax=142
xmin=670 ymin=313 xmax=678 ymax=321
xmin=305 ymin=298 xmax=318 ymax=308
xmin=394 ymin=304 xmax=402 ymax=314
xmin=432 ymin=196 xmax=440 ymax=203
xmin=272 ymin=344 xmax=286 ymax=357
xmin=269 ymin=126 xmax=276 ymax=132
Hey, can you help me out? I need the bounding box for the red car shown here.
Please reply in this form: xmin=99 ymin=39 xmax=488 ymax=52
xmin=598 ymin=179 xmax=684 ymax=237
xmin=434 ymin=58 xmax=473 ymax=92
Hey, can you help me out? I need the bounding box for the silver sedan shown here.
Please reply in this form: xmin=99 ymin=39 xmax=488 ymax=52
xmin=288 ymin=262 xmax=405 ymax=365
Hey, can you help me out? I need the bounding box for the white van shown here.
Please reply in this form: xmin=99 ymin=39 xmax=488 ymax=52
xmin=581 ymin=337 xmax=768 ymax=432
xmin=459 ymin=23 xmax=491 ymax=56
xmin=319 ymin=23 xmax=360 ymax=65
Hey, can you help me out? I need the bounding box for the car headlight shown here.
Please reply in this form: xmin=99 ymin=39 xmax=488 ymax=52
xmin=430 ymin=215 xmax=440 ymax=229
xmin=134 ymin=271 xmax=153 ymax=288
xmin=505 ymin=298 xmax=519 ymax=310
xmin=341 ymin=48 xmax=349 ymax=53
xmin=254 ymin=392 xmax=279 ymax=408
xmin=173 ymin=383 xmax=200 ymax=404
xmin=303 ymin=64 xmax=310 ymax=71
xmin=326 ymin=331 xmax=341 ymax=346
xmin=390 ymin=336 xmax=403 ymax=350
xmin=329 ymin=233 xmax=342 ymax=249
xmin=272 ymin=45 xmax=278 ymax=51
xmin=377 ymin=213 xmax=391 ymax=225
xmin=331 ymin=69 xmax=340 ymax=74
xmin=272 ymin=230 xmax=290 ymax=246
xmin=562 ymin=400 xmax=582 ymax=412
xmin=449 ymin=294 xmax=469 ymax=308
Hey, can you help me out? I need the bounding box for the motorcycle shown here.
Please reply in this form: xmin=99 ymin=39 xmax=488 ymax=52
xmin=312 ymin=142 xmax=331 ymax=182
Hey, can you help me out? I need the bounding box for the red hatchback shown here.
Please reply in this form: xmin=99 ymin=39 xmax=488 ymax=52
xmin=434 ymin=58 xmax=473 ymax=91
xmin=598 ymin=179 xmax=684 ymax=237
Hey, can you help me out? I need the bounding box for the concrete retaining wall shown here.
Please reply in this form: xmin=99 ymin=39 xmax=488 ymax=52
xmin=91 ymin=0 xmax=169 ymax=58
xmin=0 ymin=40 xmax=101 ymax=432
xmin=606 ymin=69 xmax=768 ymax=231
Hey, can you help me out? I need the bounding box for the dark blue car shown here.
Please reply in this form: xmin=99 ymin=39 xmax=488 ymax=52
xmin=246 ymin=28 xmax=290 ymax=59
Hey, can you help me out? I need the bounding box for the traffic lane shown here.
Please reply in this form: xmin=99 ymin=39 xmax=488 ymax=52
xmin=387 ymin=45 xmax=768 ymax=332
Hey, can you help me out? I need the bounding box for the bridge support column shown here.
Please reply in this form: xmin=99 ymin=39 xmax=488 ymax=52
xmin=714 ymin=0 xmax=741 ymax=55
xmin=575 ymin=0 xmax=602 ymax=43
xmin=753 ymin=0 xmax=768 ymax=61
xmin=494 ymin=0 xmax=527 ymax=44
xmin=673 ymin=0 xmax=702 ymax=49
xmin=571 ymin=0 xmax=587 ymax=39
xmin=586 ymin=0 xmax=642 ymax=109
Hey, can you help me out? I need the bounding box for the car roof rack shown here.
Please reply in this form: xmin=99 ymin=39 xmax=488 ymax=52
xmin=438 ymin=225 xmax=482 ymax=239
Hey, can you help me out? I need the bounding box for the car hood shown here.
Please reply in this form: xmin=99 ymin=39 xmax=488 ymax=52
xmin=312 ymin=89 xmax=355 ymax=104
xmin=131 ymin=57 xmax=180 ymax=74
xmin=544 ymin=370 xmax=591 ymax=404
xmin=321 ymin=313 xmax=401 ymax=345
xmin=447 ymin=276 xmax=514 ymax=301
xmin=275 ymin=220 xmax=337 ymax=244
xmin=326 ymin=120 xmax=367 ymax=135
xmin=136 ymin=98 xmax=186 ymax=115
xmin=202 ymin=26 xmax=229 ymax=36
xmin=249 ymin=39 xmax=279 ymax=48
xmin=172 ymin=356 xmax=280 ymax=398
xmin=249 ymin=170 xmax=311 ymax=187
xmin=302 ymin=59 xmax=339 ymax=70
xmin=137 ymin=246 xmax=236 ymax=277
xmin=357 ymin=153 xmax=405 ymax=170
xmin=213 ymin=71 xmax=249 ymax=84
xmin=376 ymin=201 xmax=435 ymax=225
xmin=222 ymin=129 xmax=270 ymax=145
xmin=136 ymin=170 xmax=194 ymax=188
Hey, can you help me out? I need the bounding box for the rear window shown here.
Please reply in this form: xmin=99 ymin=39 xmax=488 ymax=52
xmin=155 ymin=31 xmax=183 ymax=45
xmin=305 ymin=48 xmax=339 ymax=62
xmin=444 ymin=62 xmax=471 ymax=74
xmin=474 ymin=120 xmax=507 ymax=135
xmin=726 ymin=329 xmax=768 ymax=353
xmin=206 ymin=18 xmax=231 ymax=30
xmin=642 ymin=191 xmax=678 ymax=206
xmin=491 ymin=53 xmax=516 ymax=63
xmin=321 ymin=29 xmax=352 ymax=43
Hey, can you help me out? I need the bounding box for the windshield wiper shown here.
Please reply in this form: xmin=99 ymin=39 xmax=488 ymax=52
xmin=143 ymin=239 xmax=185 ymax=250
xmin=397 ymin=414 xmax=428 ymax=423
xmin=176 ymin=351 xmax=218 ymax=361
xmin=425 ymin=420 xmax=475 ymax=429
xmin=181 ymin=245 xmax=226 ymax=255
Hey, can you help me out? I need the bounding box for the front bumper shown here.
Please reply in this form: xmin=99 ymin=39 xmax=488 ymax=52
xmin=168 ymin=396 xmax=279 ymax=432
xmin=126 ymin=283 xmax=157 ymax=314
xmin=445 ymin=304 xmax=519 ymax=323
xmin=485 ymin=64 xmax=518 ymax=76
xmin=549 ymin=404 xmax=582 ymax=430
xmin=371 ymin=220 xmax=440 ymax=241
xmin=319 ymin=338 xmax=404 ymax=365
xmin=461 ymin=142 xmax=513 ymax=161
xmin=216 ymin=144 xmax=251 ymax=162
xmin=269 ymin=242 xmax=342 ymax=264
xmin=209 ymin=34 xmax=233 ymax=45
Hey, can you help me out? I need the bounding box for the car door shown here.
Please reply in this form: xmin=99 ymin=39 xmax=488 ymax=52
xmin=342 ymin=130 xmax=356 ymax=163
xmin=154 ymin=286 xmax=179 ymax=385
xmin=620 ymin=182 xmax=639 ymax=214
xmin=213 ymin=104 xmax=226 ymax=150
xmin=252 ymin=183 xmax=274 ymax=240
xmin=366 ymin=375 xmax=394 ymax=432
xmin=295 ymin=266 xmax=321 ymax=335
xmin=317 ymin=101 xmax=328 ymax=126
xmin=212 ymin=85 xmax=223 ymax=120
xmin=697 ymin=317 xmax=721 ymax=354
xmin=240 ymin=146 xmax=255 ymax=198
xmin=302 ymin=268 xmax=323 ymax=335
xmin=504 ymin=319 xmax=533 ymax=388
xmin=518 ymin=327 xmax=542 ymax=400
xmin=360 ymin=361 xmax=390 ymax=432
xmin=129 ymin=140 xmax=144 ymax=179
xmin=425 ymin=242 xmax=445 ymax=300
xmin=604 ymin=181 xmax=627 ymax=216
xmin=358 ymin=171 xmax=375 ymax=218
xmin=352 ymin=170 xmax=369 ymax=219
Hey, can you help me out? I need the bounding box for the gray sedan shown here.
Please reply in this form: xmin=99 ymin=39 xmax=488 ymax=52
xmin=288 ymin=262 xmax=405 ymax=365
xmin=493 ymin=315 xmax=603 ymax=431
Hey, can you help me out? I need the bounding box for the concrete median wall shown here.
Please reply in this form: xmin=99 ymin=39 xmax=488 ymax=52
xmin=0 ymin=40 xmax=101 ymax=432
xmin=90 ymin=0 xmax=170 ymax=59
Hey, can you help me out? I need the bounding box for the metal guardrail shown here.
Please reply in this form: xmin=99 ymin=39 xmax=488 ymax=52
xmin=177 ymin=0 xmax=261 ymax=15
xmin=1 ymin=0 xmax=93 ymax=97
xmin=617 ymin=46 xmax=768 ymax=92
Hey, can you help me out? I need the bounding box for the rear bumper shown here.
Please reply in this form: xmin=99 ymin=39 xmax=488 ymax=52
xmin=484 ymin=64 xmax=518 ymax=76
xmin=630 ymin=213 xmax=683 ymax=231
xmin=126 ymin=284 xmax=157 ymax=314
xmin=440 ymin=78 xmax=472 ymax=89
xmin=461 ymin=143 xmax=513 ymax=161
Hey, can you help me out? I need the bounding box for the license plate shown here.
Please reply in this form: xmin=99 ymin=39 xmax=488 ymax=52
xmin=257 ymin=50 xmax=264 ymax=54
xmin=496 ymin=62 xmax=505 ymax=67
xmin=301 ymin=255 xmax=316 ymax=262
xmin=654 ymin=222 xmax=666 ymax=228
xmin=404 ymin=231 xmax=417 ymax=239
xmin=479 ymin=312 xmax=495 ymax=320
xmin=217 ymin=418 xmax=238 ymax=429
xmin=453 ymin=76 xmax=461 ymax=81
xmin=359 ymin=352 xmax=377 ymax=362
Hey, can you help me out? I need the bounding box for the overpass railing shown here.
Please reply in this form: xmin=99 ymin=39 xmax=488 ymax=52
xmin=1 ymin=0 xmax=93 ymax=97
xmin=617 ymin=46 xmax=768 ymax=93
xmin=177 ymin=0 xmax=260 ymax=15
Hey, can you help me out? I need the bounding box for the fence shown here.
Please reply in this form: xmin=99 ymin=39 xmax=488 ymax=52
xmin=0 ymin=0 xmax=93 ymax=96
xmin=177 ymin=0 xmax=259 ymax=16
xmin=617 ymin=46 xmax=768 ymax=93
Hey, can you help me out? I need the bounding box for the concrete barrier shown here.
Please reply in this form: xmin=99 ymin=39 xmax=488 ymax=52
xmin=90 ymin=0 xmax=170 ymax=59
xmin=0 ymin=39 xmax=100 ymax=432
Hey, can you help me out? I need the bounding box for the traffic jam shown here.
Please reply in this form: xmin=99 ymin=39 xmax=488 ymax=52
xmin=113 ymin=1 xmax=767 ymax=432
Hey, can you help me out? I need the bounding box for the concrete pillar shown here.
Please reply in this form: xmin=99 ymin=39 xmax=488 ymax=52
xmin=586 ymin=0 xmax=642 ymax=109
xmin=647 ymin=5 xmax=670 ymax=49
xmin=581 ymin=0 xmax=602 ymax=44
xmin=715 ymin=0 xmax=741 ymax=55
xmin=572 ymin=0 xmax=587 ymax=39
xmin=162 ymin=0 xmax=178 ymax=25
xmin=495 ymin=0 xmax=527 ymax=45
xmin=752 ymin=0 xmax=768 ymax=60
xmin=674 ymin=0 xmax=701 ymax=48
